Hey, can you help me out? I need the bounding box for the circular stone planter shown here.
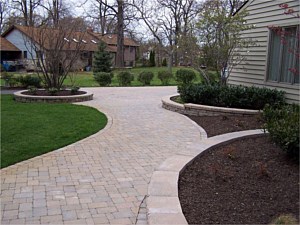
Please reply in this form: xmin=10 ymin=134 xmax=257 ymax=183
xmin=14 ymin=89 xmax=93 ymax=103
xmin=162 ymin=94 xmax=261 ymax=117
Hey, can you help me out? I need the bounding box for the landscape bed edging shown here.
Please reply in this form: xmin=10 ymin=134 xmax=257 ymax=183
xmin=162 ymin=95 xmax=261 ymax=116
xmin=14 ymin=89 xmax=93 ymax=103
xmin=147 ymin=129 xmax=266 ymax=225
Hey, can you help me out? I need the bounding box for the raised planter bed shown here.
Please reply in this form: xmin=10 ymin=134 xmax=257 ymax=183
xmin=162 ymin=95 xmax=261 ymax=116
xmin=14 ymin=89 xmax=93 ymax=103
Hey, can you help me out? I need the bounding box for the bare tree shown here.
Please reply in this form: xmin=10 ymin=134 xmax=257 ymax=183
xmin=130 ymin=0 xmax=199 ymax=69
xmin=11 ymin=0 xmax=41 ymax=26
xmin=23 ymin=23 xmax=87 ymax=89
xmin=0 ymin=0 xmax=11 ymax=33
xmin=85 ymin=0 xmax=117 ymax=34
xmin=39 ymin=0 xmax=71 ymax=27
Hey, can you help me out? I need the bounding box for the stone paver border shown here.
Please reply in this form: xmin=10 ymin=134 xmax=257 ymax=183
xmin=162 ymin=95 xmax=261 ymax=116
xmin=147 ymin=129 xmax=266 ymax=225
xmin=14 ymin=89 xmax=93 ymax=103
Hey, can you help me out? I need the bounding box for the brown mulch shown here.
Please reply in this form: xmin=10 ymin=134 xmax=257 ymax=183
xmin=187 ymin=114 xmax=264 ymax=137
xmin=178 ymin=116 xmax=299 ymax=224
xmin=22 ymin=90 xmax=86 ymax=96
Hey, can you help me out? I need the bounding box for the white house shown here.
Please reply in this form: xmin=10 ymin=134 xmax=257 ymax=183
xmin=228 ymin=0 xmax=299 ymax=103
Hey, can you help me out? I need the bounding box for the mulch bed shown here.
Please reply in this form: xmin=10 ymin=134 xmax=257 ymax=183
xmin=179 ymin=116 xmax=299 ymax=224
xmin=22 ymin=90 xmax=86 ymax=96
xmin=187 ymin=115 xmax=264 ymax=137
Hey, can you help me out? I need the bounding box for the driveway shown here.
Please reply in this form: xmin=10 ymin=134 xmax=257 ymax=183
xmin=1 ymin=87 xmax=204 ymax=224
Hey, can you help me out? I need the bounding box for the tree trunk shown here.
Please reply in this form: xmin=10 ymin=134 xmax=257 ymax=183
xmin=116 ymin=0 xmax=124 ymax=68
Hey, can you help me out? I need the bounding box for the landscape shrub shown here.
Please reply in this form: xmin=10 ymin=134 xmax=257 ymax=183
xmin=117 ymin=71 xmax=134 ymax=86
xmin=157 ymin=70 xmax=173 ymax=85
xmin=2 ymin=72 xmax=18 ymax=87
xmin=138 ymin=71 xmax=154 ymax=85
xmin=18 ymin=75 xmax=41 ymax=88
xmin=263 ymin=104 xmax=299 ymax=160
xmin=70 ymin=86 xmax=80 ymax=94
xmin=48 ymin=87 xmax=59 ymax=95
xmin=175 ymin=68 xmax=196 ymax=85
xmin=94 ymin=72 xmax=113 ymax=86
xmin=178 ymin=84 xmax=285 ymax=110
xmin=27 ymin=86 xmax=38 ymax=95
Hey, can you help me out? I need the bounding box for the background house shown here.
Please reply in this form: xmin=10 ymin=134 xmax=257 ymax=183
xmin=228 ymin=0 xmax=299 ymax=103
xmin=1 ymin=25 xmax=139 ymax=71
xmin=0 ymin=37 xmax=22 ymax=71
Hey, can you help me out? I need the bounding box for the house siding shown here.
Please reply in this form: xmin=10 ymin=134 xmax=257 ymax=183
xmin=5 ymin=29 xmax=37 ymax=59
xmin=228 ymin=0 xmax=300 ymax=103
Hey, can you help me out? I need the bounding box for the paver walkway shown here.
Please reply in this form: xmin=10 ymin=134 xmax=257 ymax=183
xmin=1 ymin=87 xmax=204 ymax=225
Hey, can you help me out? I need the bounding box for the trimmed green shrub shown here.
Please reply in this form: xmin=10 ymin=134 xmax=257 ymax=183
xmin=178 ymin=84 xmax=285 ymax=110
xmin=18 ymin=75 xmax=41 ymax=88
xmin=94 ymin=72 xmax=113 ymax=86
xmin=138 ymin=71 xmax=154 ymax=85
xmin=70 ymin=86 xmax=80 ymax=94
xmin=117 ymin=71 xmax=134 ymax=86
xmin=175 ymin=69 xmax=196 ymax=85
xmin=2 ymin=72 xmax=18 ymax=87
xmin=48 ymin=87 xmax=59 ymax=95
xmin=263 ymin=104 xmax=299 ymax=160
xmin=157 ymin=70 xmax=173 ymax=85
xmin=27 ymin=86 xmax=38 ymax=95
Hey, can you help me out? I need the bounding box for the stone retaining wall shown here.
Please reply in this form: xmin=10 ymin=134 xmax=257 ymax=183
xmin=14 ymin=90 xmax=93 ymax=103
xmin=162 ymin=95 xmax=261 ymax=116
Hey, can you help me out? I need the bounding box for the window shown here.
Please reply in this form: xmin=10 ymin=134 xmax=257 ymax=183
xmin=267 ymin=25 xmax=299 ymax=84
xmin=23 ymin=51 xmax=27 ymax=59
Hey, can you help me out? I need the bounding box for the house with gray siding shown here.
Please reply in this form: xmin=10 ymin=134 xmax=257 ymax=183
xmin=228 ymin=0 xmax=299 ymax=103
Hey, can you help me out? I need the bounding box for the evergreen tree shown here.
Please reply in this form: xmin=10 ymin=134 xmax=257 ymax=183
xmin=93 ymin=41 xmax=113 ymax=73
xmin=149 ymin=50 xmax=156 ymax=67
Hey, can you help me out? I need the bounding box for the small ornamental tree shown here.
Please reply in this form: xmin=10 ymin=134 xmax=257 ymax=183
xmin=93 ymin=41 xmax=113 ymax=73
xmin=196 ymin=0 xmax=255 ymax=85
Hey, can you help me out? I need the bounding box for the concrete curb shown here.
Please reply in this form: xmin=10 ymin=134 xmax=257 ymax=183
xmin=147 ymin=129 xmax=266 ymax=225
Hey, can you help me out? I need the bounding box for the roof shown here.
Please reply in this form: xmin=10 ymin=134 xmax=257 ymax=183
xmin=89 ymin=32 xmax=140 ymax=47
xmin=2 ymin=25 xmax=138 ymax=53
xmin=0 ymin=37 xmax=21 ymax=51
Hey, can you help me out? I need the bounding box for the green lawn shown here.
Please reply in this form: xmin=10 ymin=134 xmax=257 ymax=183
xmin=0 ymin=95 xmax=107 ymax=168
xmin=66 ymin=66 xmax=203 ymax=87
xmin=1 ymin=67 xmax=205 ymax=87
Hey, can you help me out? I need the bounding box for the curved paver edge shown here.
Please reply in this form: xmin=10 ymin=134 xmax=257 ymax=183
xmin=0 ymin=109 xmax=113 ymax=172
xmin=147 ymin=129 xmax=266 ymax=225
xmin=162 ymin=96 xmax=208 ymax=139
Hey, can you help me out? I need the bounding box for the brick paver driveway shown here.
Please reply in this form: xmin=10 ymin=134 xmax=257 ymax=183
xmin=1 ymin=87 xmax=204 ymax=225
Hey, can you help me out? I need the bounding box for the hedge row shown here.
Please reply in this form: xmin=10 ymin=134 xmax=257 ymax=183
xmin=178 ymin=84 xmax=285 ymax=110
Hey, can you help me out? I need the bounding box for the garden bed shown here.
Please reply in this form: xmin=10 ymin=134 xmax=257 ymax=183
xmin=178 ymin=116 xmax=299 ymax=224
xmin=14 ymin=89 xmax=93 ymax=103
xmin=187 ymin=114 xmax=264 ymax=137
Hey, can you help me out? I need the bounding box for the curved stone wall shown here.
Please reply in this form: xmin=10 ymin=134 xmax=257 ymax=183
xmin=14 ymin=90 xmax=93 ymax=103
xmin=162 ymin=95 xmax=261 ymax=116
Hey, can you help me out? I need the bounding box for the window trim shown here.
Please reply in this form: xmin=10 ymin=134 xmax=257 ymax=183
xmin=265 ymin=24 xmax=299 ymax=85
